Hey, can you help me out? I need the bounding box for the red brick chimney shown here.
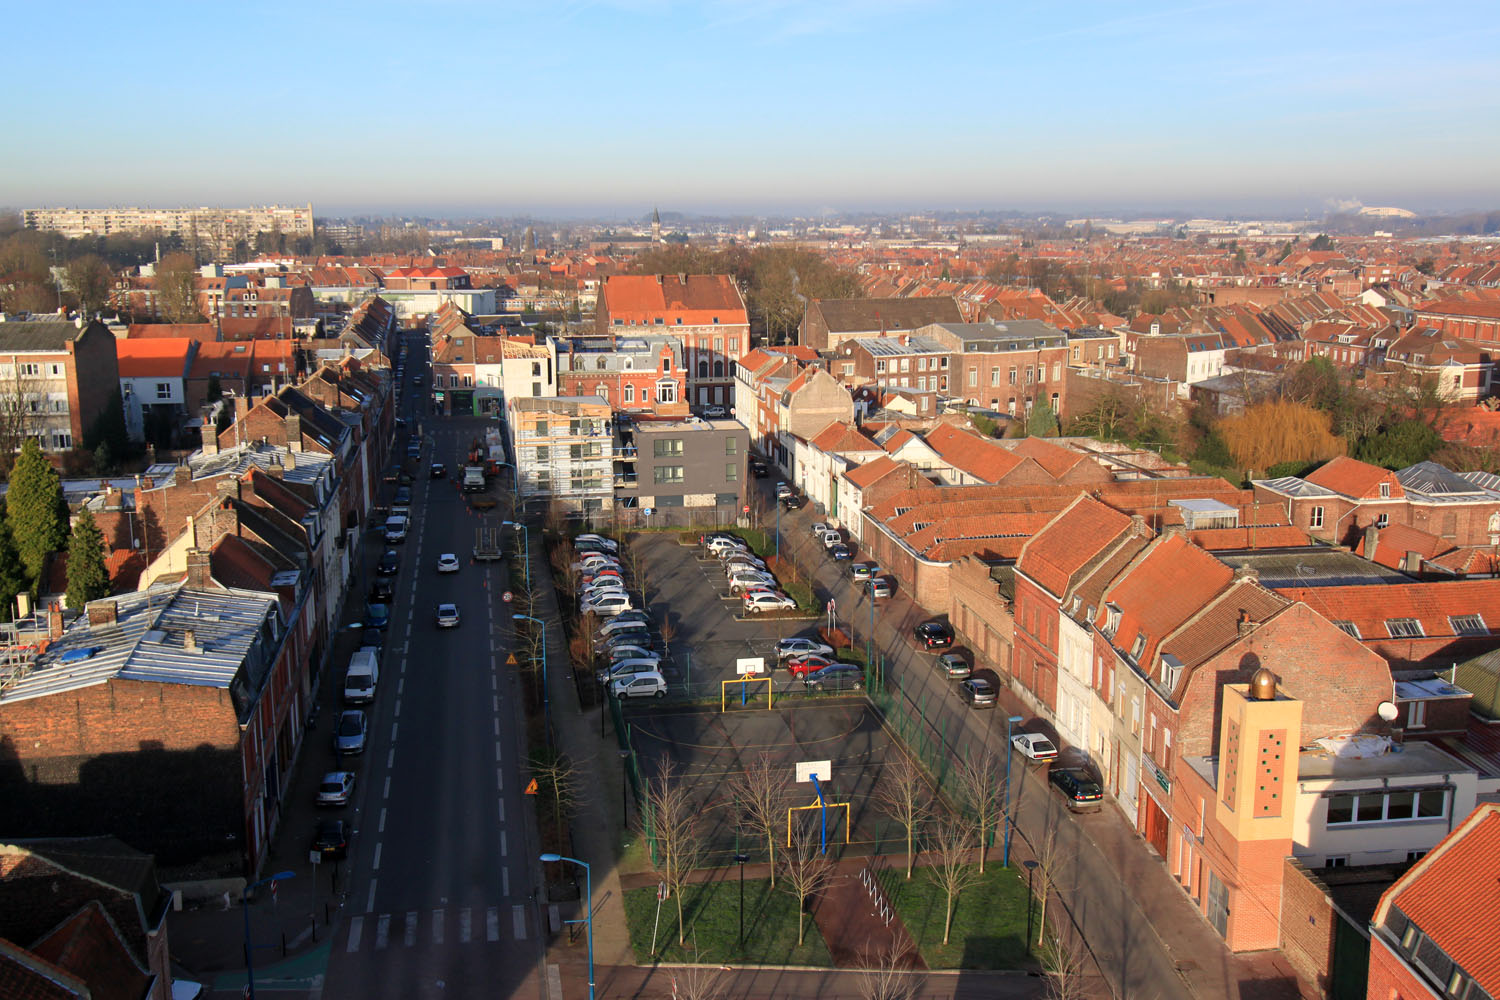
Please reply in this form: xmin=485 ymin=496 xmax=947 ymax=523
xmin=48 ymin=602 xmax=65 ymax=641
xmin=86 ymin=601 xmax=118 ymax=626
xmin=284 ymin=413 xmax=303 ymax=451
xmin=185 ymin=549 xmax=213 ymax=589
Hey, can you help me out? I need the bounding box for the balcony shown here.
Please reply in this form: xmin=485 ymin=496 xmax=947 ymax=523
xmin=614 ymin=474 xmax=638 ymax=489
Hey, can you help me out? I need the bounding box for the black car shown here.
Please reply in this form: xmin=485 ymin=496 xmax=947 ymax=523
xmin=430 ymin=462 xmax=446 ymax=479
xmin=377 ymin=550 xmax=400 ymax=576
xmin=369 ymin=580 xmax=394 ymax=603
xmin=312 ymin=819 xmax=349 ymax=860
xmin=398 ymin=469 xmax=414 ymax=486
xmin=803 ymin=663 xmax=864 ymax=692
xmin=1048 ymin=767 xmax=1104 ymax=812
xmin=750 ymin=460 xmax=770 ymax=478
xmin=914 ymin=621 xmax=955 ymax=650
xmin=780 ymin=494 xmax=805 ymax=510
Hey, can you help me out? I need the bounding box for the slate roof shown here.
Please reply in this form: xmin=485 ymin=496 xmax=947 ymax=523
xmin=1374 ymin=803 xmax=1500 ymax=996
xmin=0 ymin=321 xmax=85 ymax=352
xmin=812 ymin=297 xmax=961 ymax=333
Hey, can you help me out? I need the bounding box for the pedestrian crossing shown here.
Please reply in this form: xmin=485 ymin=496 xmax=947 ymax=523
xmin=345 ymin=905 xmax=528 ymax=953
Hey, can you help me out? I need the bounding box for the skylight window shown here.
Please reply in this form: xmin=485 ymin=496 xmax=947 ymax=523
xmin=1448 ymin=614 xmax=1487 ymax=636
xmin=1332 ymin=620 xmax=1362 ymax=639
xmin=1386 ymin=618 xmax=1425 ymax=639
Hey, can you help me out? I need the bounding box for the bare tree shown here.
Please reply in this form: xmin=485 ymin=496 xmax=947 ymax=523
xmin=729 ymin=752 xmax=792 ymax=887
xmin=643 ymin=760 xmax=705 ymax=946
xmin=658 ymin=617 xmax=677 ymax=658
xmin=1030 ymin=806 xmax=1073 ymax=948
xmin=63 ymin=254 xmax=113 ymax=316
xmin=955 ymin=750 xmax=1004 ymax=873
xmin=1040 ymin=936 xmax=1089 ymax=1000
xmin=0 ymin=366 xmax=47 ymax=456
xmin=927 ymin=817 xmax=979 ymax=946
xmin=669 ymin=962 xmax=727 ymax=1000
xmin=155 ymin=252 xmax=203 ymax=323
xmin=856 ymin=941 xmax=923 ymax=1000
xmin=528 ymin=749 xmax=584 ymax=834
xmin=778 ymin=822 xmax=834 ymax=947
xmin=875 ymin=752 xmax=929 ymax=879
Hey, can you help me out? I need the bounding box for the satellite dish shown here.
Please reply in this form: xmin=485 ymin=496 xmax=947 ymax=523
xmin=1377 ymin=701 xmax=1399 ymax=721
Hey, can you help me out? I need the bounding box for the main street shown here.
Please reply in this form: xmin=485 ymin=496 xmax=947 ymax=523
xmin=318 ymin=361 xmax=547 ymax=997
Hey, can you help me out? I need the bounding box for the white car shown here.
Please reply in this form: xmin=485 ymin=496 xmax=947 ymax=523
xmin=579 ymin=581 xmax=628 ymax=601
xmin=723 ymin=554 xmax=768 ymax=574
xmin=729 ymin=572 xmax=778 ymax=594
xmin=1012 ymin=733 xmax=1059 ymax=762
xmin=436 ymin=553 xmax=460 ymax=573
xmin=599 ymin=657 xmax=663 ymax=685
xmin=705 ymin=536 xmax=747 ymax=555
xmin=584 ymin=593 xmax=633 ymax=617
xmin=596 ymin=613 xmax=651 ymax=639
xmin=317 ymin=771 xmax=356 ymax=806
xmin=611 ymin=670 xmax=667 ymax=699
xmin=436 ymin=603 xmax=461 ymax=628
xmin=810 ymin=522 xmax=828 ymax=536
xmin=743 ymin=591 xmax=796 ymax=614
xmin=776 ymin=637 xmax=834 ymax=661
xmin=573 ymin=555 xmax=621 ymax=573
xmin=602 ymin=644 xmax=656 ymax=664
xmin=776 ymin=482 xmax=793 ymax=499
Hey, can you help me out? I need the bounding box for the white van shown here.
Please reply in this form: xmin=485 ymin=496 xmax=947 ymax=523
xmin=343 ymin=648 xmax=380 ymax=704
xmin=384 ymin=515 xmax=409 ymax=543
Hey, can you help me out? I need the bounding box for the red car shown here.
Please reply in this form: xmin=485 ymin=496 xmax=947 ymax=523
xmin=786 ymin=654 xmax=839 ymax=678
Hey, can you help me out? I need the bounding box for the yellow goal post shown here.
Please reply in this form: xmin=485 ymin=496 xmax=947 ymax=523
xmin=721 ymin=675 xmax=773 ymax=712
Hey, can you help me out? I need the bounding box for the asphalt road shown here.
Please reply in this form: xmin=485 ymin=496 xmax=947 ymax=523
xmin=317 ymin=360 xmax=547 ymax=998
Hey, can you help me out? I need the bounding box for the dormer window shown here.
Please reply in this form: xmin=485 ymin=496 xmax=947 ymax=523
xmin=1160 ymin=653 xmax=1183 ymax=690
xmin=1103 ymin=603 xmax=1122 ymax=638
xmin=1379 ymin=482 xmax=1391 ymax=498
xmin=1130 ymin=632 xmax=1147 ymax=660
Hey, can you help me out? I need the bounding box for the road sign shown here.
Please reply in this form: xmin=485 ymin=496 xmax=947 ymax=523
xmin=524 ymin=778 xmax=539 ymax=795
xmin=502 ymin=590 xmax=513 ymax=603
xmin=742 ymin=504 xmax=750 ymax=514
xmin=657 ymin=881 xmax=668 ymax=901
xmin=827 ymin=599 xmax=836 ymax=614
xmin=642 ymin=507 xmax=654 ymax=516
xmin=505 ymin=653 xmax=518 ymax=667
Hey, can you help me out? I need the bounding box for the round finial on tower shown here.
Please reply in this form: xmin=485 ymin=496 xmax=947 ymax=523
xmin=1249 ymin=667 xmax=1277 ymax=700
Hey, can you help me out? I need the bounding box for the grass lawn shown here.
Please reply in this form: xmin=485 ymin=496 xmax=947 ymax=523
xmin=877 ymin=862 xmax=1036 ymax=970
xmin=623 ymin=877 xmax=832 ymax=967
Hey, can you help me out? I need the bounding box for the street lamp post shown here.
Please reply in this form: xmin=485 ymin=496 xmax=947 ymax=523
xmin=242 ymin=870 xmax=294 ymax=1000
xmin=503 ymin=519 xmax=530 ymax=591
xmin=1023 ymin=859 xmax=1039 ymax=954
xmin=1002 ymin=714 xmax=1024 ymax=868
xmin=733 ymin=853 xmax=750 ymax=947
xmin=512 ymin=613 xmax=550 ymax=746
xmin=540 ymin=854 xmax=594 ymax=1000
xmin=618 ymin=748 xmax=632 ymax=823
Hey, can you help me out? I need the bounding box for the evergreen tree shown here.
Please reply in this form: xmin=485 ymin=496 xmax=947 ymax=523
xmin=1026 ymin=402 xmax=1060 ymax=438
xmin=7 ymin=439 xmax=68 ymax=589
xmin=65 ymin=508 xmax=110 ymax=609
xmin=0 ymin=514 xmax=27 ymax=621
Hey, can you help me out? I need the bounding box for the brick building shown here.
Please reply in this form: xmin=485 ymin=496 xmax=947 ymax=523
xmin=921 ymin=319 xmax=1070 ymax=419
xmin=557 ymin=335 xmax=689 ymax=418
xmin=595 ymin=274 xmax=749 ymax=411
xmin=0 ymin=319 xmax=121 ymax=453
xmin=799 ymin=296 xmax=963 ymax=352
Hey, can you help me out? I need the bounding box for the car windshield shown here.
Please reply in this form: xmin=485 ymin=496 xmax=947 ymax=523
xmin=972 ymin=680 xmax=994 ymax=693
xmin=337 ymin=717 xmax=361 ymax=736
xmin=321 ymin=780 xmax=344 ymax=793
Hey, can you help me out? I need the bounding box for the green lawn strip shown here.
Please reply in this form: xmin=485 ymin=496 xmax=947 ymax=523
xmin=622 ymin=878 xmax=833 ymax=967
xmin=876 ymin=862 xmax=1034 ymax=970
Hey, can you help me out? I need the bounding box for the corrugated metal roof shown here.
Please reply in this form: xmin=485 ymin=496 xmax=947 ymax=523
xmin=1254 ymin=476 xmax=1336 ymax=499
xmin=1398 ymin=461 xmax=1492 ymax=497
xmin=1 ymin=586 xmax=277 ymax=715
xmin=857 ymin=336 xmax=947 ymax=357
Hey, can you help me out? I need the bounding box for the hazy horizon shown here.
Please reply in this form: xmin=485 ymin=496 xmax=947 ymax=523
xmin=5 ymin=1 xmax=1498 ymax=218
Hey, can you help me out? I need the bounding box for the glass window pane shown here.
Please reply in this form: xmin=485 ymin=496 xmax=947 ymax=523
xmin=1417 ymin=789 xmax=1446 ymax=819
xmin=1386 ymin=790 xmax=1415 ymax=820
xmin=1357 ymin=794 xmax=1385 ymax=823
xmin=1327 ymin=795 xmax=1354 ymax=824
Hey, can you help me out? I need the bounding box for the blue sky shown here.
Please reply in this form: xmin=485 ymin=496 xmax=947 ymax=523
xmin=4 ymin=0 xmax=1498 ymax=217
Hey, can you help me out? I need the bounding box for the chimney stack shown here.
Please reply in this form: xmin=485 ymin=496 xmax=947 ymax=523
xmin=86 ymin=600 xmax=118 ymax=627
xmin=284 ymin=413 xmax=303 ymax=451
xmin=1238 ymin=609 xmax=1255 ymax=636
xmin=183 ymin=629 xmax=198 ymax=652
xmin=48 ymin=602 xmax=65 ymax=641
xmin=185 ymin=548 xmax=213 ymax=589
xmin=1364 ymin=524 xmax=1379 ymax=564
xmin=200 ymin=411 xmax=219 ymax=456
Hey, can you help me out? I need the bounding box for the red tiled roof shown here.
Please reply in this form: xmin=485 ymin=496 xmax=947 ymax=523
xmin=124 ymin=322 xmax=214 ymax=341
xmin=1378 ymin=803 xmax=1500 ymax=995
xmin=1275 ymin=579 xmax=1500 ymax=641
xmin=1010 ymin=436 xmax=1086 ymax=479
xmin=28 ymin=901 xmax=150 ymax=1000
xmin=114 ymin=337 xmax=195 ymax=377
xmin=1303 ymin=456 xmax=1404 ymax=500
xmin=809 ymin=421 xmax=878 ymax=453
xmin=923 ymin=424 xmax=1025 ymax=482
xmin=1188 ymin=524 xmax=1310 ymax=550
xmin=0 ymin=944 xmax=85 ymax=999
xmin=1101 ymin=533 xmax=1235 ymax=666
xmin=845 ymin=455 xmax=904 ymax=489
xmin=602 ymin=274 xmax=747 ymax=325
xmin=1354 ymin=522 xmax=1453 ymax=570
xmin=1018 ymin=495 xmax=1133 ymax=597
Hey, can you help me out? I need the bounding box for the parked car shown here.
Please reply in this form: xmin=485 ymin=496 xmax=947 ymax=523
xmin=810 ymin=522 xmax=828 ymax=536
xmin=914 ymin=621 xmax=955 ymax=649
xmin=600 ymin=631 xmax=654 ymax=656
xmin=705 ymin=535 xmax=746 ymax=555
xmin=701 ymin=404 xmax=727 ymax=418
xmin=393 ymin=486 xmax=412 ymax=505
xmin=333 ymin=710 xmax=368 ymax=754
xmin=596 ymin=613 xmax=651 ymax=639
xmin=368 ymin=580 xmax=394 ymax=603
xmin=850 ymin=562 xmax=880 ymax=581
xmin=383 ymin=516 xmax=409 ymax=543
xmin=935 ymin=651 xmax=971 ymax=679
xmin=722 ymin=553 xmax=767 ymax=573
xmin=573 ymin=554 xmax=621 ymax=573
xmin=869 ymin=577 xmax=893 ymax=599
xmin=600 ymin=644 xmax=656 ymax=665
xmin=611 ymin=671 xmax=667 ymax=699
xmin=750 ymin=459 xmax=770 ymax=478
xmin=959 ymin=677 xmax=998 ymax=709
xmin=362 ymin=602 xmax=390 ymax=631
xmin=311 ymin=819 xmax=349 ymax=860
xmin=377 ymin=549 xmax=400 ymax=576
xmin=804 ymin=663 xmax=864 ymax=692
xmin=574 ymin=533 xmax=618 ymax=554
xmin=780 ymin=494 xmax=805 ymax=510
xmin=729 ymin=572 xmax=778 ymax=594
xmin=435 ymin=603 xmax=461 ymax=628
xmin=1049 ymin=767 xmax=1104 ymax=812
xmin=598 ymin=657 xmax=663 ymax=686
xmin=317 ymin=771 xmax=356 ymax=807
xmin=776 ymin=482 xmax=793 ymax=500
xmin=785 ymin=654 xmax=840 ymax=677
xmin=776 ymin=637 xmax=834 ymax=661
xmin=430 ymin=462 xmax=446 ymax=479
xmin=584 ymin=593 xmax=634 ymax=617
xmin=436 ymin=553 xmax=461 ymax=573
xmin=743 ymin=591 xmax=796 ymax=614
xmin=819 ymin=529 xmax=842 ymax=549
xmin=1012 ymin=733 xmax=1060 ymax=762
xmin=829 ymin=544 xmax=852 ymax=561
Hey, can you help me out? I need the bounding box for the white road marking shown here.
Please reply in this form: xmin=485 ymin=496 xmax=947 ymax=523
xmin=500 ymin=831 xmax=508 ymax=856
xmin=459 ymin=908 xmax=472 ymax=943
xmin=486 ymin=907 xmax=500 ymax=942
xmin=512 ymin=904 xmax=526 ymax=940
xmin=496 ymin=767 xmax=504 ymax=791
xmin=346 ymin=915 xmax=364 ymax=952
xmin=404 ymin=911 xmax=417 ymax=947
xmin=431 ymin=908 xmax=444 ymax=944
xmin=397 ymin=678 xmax=405 ymax=696
xmin=502 ymin=866 xmax=510 ymax=896
xmin=493 ymin=718 xmax=500 ymax=736
xmin=493 ymin=695 xmax=499 ymax=711
xmin=375 ymin=914 xmax=390 ymax=950
xmin=494 ymin=742 xmax=502 ymax=762
xmin=366 ymin=881 xmax=376 ymax=913
xmin=393 ymin=699 xmax=401 ymax=717
xmin=390 ymin=723 xmax=398 ymax=742
xmin=383 ymin=777 xmax=390 ymax=799
xmin=387 ymin=748 xmax=395 ymax=769
xmin=497 ymin=799 xmax=505 ymax=822
xmin=378 ymin=808 xmax=387 ymax=833
xmin=372 ymin=843 xmax=382 ymax=870
xmin=546 ymin=964 xmax=562 ymax=1000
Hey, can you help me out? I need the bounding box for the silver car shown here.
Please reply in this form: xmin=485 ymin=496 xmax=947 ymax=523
xmin=436 ymin=603 xmax=461 ymax=628
xmin=333 ymin=711 xmax=368 ymax=754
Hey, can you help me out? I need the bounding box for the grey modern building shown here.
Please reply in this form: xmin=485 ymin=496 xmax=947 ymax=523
xmin=620 ymin=417 xmax=748 ymax=524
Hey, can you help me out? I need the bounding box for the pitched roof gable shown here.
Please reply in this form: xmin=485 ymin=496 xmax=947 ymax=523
xmin=1100 ymin=533 xmax=1235 ymax=665
xmin=844 ymin=455 xmax=904 ymax=489
xmin=1010 ymin=436 xmax=1087 ymax=479
xmin=1018 ymin=495 xmax=1134 ymax=597
xmin=1304 ymin=456 xmax=1404 ymax=500
xmin=922 ymin=423 xmax=1026 ymax=482
xmin=808 ymin=421 xmax=878 ymax=454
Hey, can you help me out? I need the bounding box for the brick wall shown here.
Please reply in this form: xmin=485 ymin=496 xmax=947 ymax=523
xmin=135 ymin=468 xmax=226 ymax=552
xmin=1365 ymin=934 xmax=1431 ymax=1000
xmin=948 ymin=555 xmax=1015 ymax=676
xmin=1280 ymin=858 xmax=1340 ymax=992
xmin=0 ymin=679 xmax=243 ymax=863
xmin=67 ymin=321 xmax=122 ymax=445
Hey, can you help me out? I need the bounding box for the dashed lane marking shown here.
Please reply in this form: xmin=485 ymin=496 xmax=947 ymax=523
xmin=366 ymin=881 xmax=376 ymax=913
xmin=512 ymin=904 xmax=526 ymax=940
xmin=378 ymin=808 xmax=387 ymax=834
xmin=372 ymin=843 xmax=382 ymax=870
xmin=404 ymin=911 xmax=417 ymax=947
xmin=346 ymin=916 xmax=363 ymax=952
